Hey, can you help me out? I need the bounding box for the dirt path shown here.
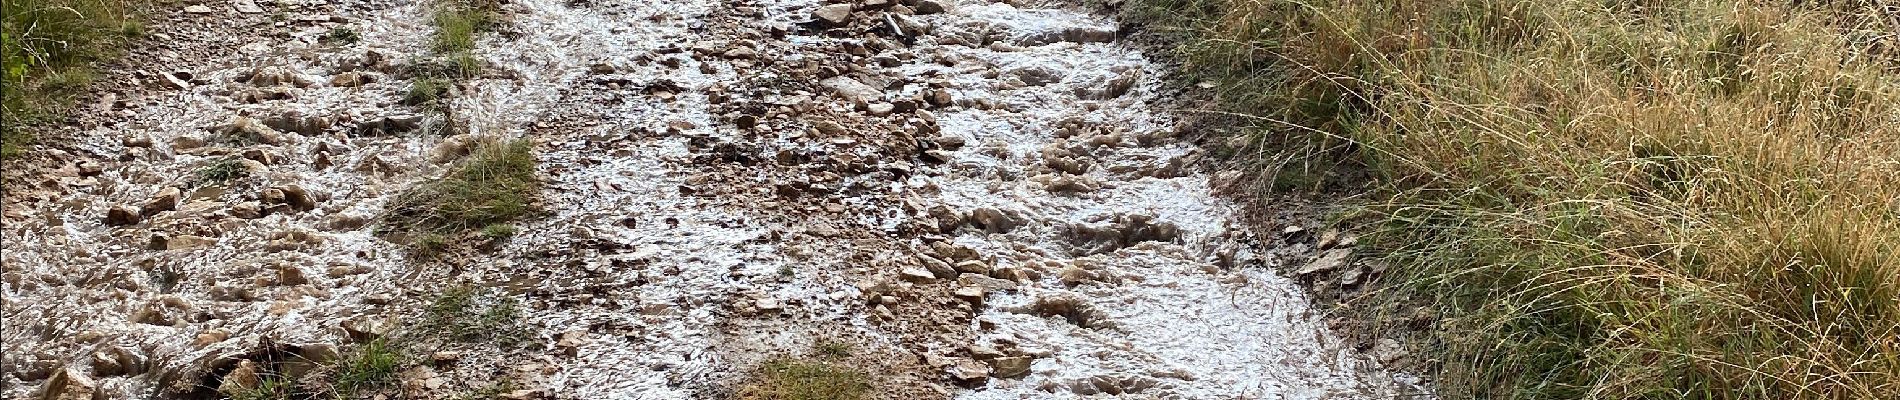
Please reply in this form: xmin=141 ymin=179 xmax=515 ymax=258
xmin=2 ymin=0 xmax=1422 ymax=398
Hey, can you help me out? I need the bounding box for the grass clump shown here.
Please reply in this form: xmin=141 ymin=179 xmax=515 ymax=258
xmin=332 ymin=338 xmax=403 ymax=397
xmin=385 ymin=138 xmax=538 ymax=239
xmin=192 ymin=157 xmax=249 ymax=187
xmin=2 ymin=0 xmax=144 ymax=157
xmin=323 ymin=26 xmax=359 ymax=44
xmin=425 ymin=285 xmax=523 ymax=343
xmin=735 ymin=359 xmax=871 ymax=400
xmin=1129 ymin=0 xmax=1900 ymax=398
xmin=224 ymin=375 xmax=293 ymax=400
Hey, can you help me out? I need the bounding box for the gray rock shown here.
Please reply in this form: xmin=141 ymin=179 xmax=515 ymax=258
xmin=1297 ymin=248 xmax=1353 ymax=276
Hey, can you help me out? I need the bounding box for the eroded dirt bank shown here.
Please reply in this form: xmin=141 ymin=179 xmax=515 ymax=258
xmin=2 ymin=0 xmax=1425 ymax=398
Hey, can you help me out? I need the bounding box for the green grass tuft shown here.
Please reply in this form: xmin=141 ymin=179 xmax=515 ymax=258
xmin=384 ymin=138 xmax=538 ymax=239
xmin=192 ymin=157 xmax=249 ymax=187
xmin=736 ymin=359 xmax=871 ymax=400
xmin=332 ymin=338 xmax=403 ymax=397
xmin=425 ymin=285 xmax=523 ymax=343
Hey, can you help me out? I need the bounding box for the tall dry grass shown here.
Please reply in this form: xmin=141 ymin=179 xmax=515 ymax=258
xmin=2 ymin=0 xmax=142 ymax=156
xmin=1128 ymin=0 xmax=1900 ymax=398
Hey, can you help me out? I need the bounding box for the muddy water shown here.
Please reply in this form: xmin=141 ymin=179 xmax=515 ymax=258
xmin=2 ymin=0 xmax=1419 ymax=398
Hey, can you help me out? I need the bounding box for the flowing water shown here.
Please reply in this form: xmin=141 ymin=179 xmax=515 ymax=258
xmin=1 ymin=0 xmax=1424 ymax=398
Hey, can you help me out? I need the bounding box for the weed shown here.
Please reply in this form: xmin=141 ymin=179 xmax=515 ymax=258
xmin=479 ymin=223 xmax=515 ymax=239
xmin=383 ymin=138 xmax=538 ymax=238
xmin=403 ymin=77 xmax=452 ymax=106
xmin=224 ymin=375 xmax=292 ymax=400
xmin=452 ymin=380 xmax=520 ymax=400
xmin=324 ymin=27 xmax=360 ymax=44
xmin=813 ymin=341 xmax=851 ymax=359
xmin=425 ymin=285 xmax=522 ymax=344
xmin=430 ymin=1 xmax=498 ymax=54
xmin=1128 ymin=0 xmax=1900 ymax=398
xmin=191 ymin=158 xmax=248 ymax=187
xmin=735 ymin=359 xmax=871 ymax=400
xmin=332 ymin=338 xmax=403 ymax=397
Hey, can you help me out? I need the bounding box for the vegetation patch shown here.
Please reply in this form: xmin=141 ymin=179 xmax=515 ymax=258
xmin=191 ymin=157 xmax=250 ymax=187
xmin=331 ymin=338 xmax=404 ymax=397
xmin=2 ymin=0 xmax=144 ymax=156
xmin=424 ymin=285 xmax=524 ymax=344
xmin=735 ymin=359 xmax=872 ymax=400
xmin=384 ymin=138 xmax=538 ymax=242
xmin=1126 ymin=0 xmax=1900 ymax=398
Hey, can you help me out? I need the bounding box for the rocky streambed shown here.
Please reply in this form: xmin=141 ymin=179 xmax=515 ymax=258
xmin=2 ymin=0 xmax=1425 ymax=398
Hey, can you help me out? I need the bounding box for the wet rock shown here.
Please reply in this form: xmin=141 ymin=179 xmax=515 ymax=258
xmin=91 ymin=345 xmax=146 ymax=377
xmin=142 ymin=187 xmax=180 ymax=216
xmin=262 ymin=112 xmax=333 ymax=135
xmin=352 ymin=114 xmax=423 ymax=136
xmin=948 ymin=357 xmax=990 ymax=387
xmin=899 ymin=267 xmax=937 ymax=282
xmin=122 ymin=134 xmax=154 ymax=148
xmin=813 ymin=4 xmax=854 ymax=26
xmin=275 ymin=184 xmax=316 ymax=211
xmin=926 ymin=89 xmax=954 ymax=108
xmin=958 ymin=273 xmax=1017 ymax=291
xmin=987 ymin=356 xmax=1032 ymax=378
xmin=918 ymin=255 xmax=957 ymax=278
xmin=228 ymin=202 xmax=263 ymax=219
xmin=75 ymin=160 xmax=104 ymax=177
xmin=216 ymin=360 xmax=262 ymax=396
xmin=37 ymin=367 xmax=98 ymax=400
xmin=1298 ymin=248 xmax=1353 ymax=276
xmin=280 ymin=344 xmax=338 ymax=378
xmin=953 ymin=285 xmax=986 ymax=304
xmin=233 ymin=0 xmax=263 ymax=14
xmin=921 ymin=149 xmax=955 ymax=164
xmin=329 ymin=71 xmax=374 ymax=87
xmin=192 ymin=329 xmax=231 ymax=347
xmin=820 ymin=76 xmax=882 ymax=108
xmin=1035 ymin=174 xmax=1099 ymax=193
xmin=166 ymin=235 xmax=216 ymax=250
xmin=208 ymin=116 xmax=286 ymax=145
xmin=1372 ymin=338 xmax=1408 ymax=364
xmin=170 ymin=135 xmax=208 ymax=150
xmin=1067 ymin=214 xmax=1181 ymax=254
xmin=914 ymin=0 xmax=950 ymax=14
xmin=952 ymin=260 xmax=991 ymax=275
xmin=105 ymin=205 xmax=142 ymax=226
xmin=968 ymin=208 xmax=1018 ymax=233
xmin=242 ymin=66 xmax=314 ymax=88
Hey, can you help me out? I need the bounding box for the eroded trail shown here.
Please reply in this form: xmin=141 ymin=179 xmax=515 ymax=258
xmin=2 ymin=0 xmax=1421 ymax=398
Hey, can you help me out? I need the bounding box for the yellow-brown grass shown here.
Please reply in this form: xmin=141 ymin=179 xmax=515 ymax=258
xmin=1128 ymin=0 xmax=1900 ymax=398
